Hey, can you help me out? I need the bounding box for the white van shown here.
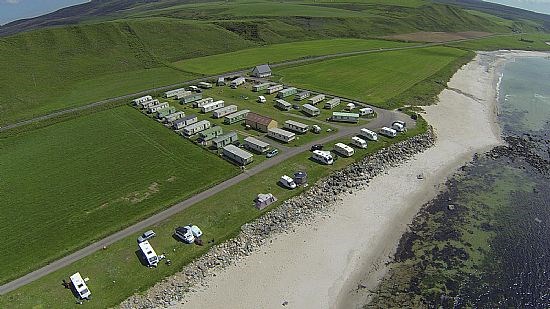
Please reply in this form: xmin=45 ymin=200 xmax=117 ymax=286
xmin=279 ymin=175 xmax=297 ymax=189
xmin=380 ymin=126 xmax=398 ymax=137
xmin=334 ymin=143 xmax=355 ymax=157
xmin=345 ymin=103 xmax=355 ymax=111
xmin=351 ymin=136 xmax=368 ymax=149
xmin=257 ymin=96 xmax=266 ymax=103
xmin=138 ymin=241 xmax=159 ymax=267
xmin=392 ymin=121 xmax=406 ymax=132
xmin=312 ymin=150 xmax=334 ymax=165
xmin=359 ymin=128 xmax=378 ymax=141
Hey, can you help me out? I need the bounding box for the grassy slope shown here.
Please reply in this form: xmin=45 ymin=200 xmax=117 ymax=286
xmin=172 ymin=38 xmax=414 ymax=74
xmin=275 ymin=46 xmax=469 ymax=108
xmin=0 ymin=116 xmax=428 ymax=308
xmin=0 ymin=106 xmax=238 ymax=284
xmin=449 ymin=32 xmax=550 ymax=50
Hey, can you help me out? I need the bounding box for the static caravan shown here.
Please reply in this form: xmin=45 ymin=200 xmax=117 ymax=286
xmin=324 ymin=98 xmax=341 ymax=109
xmin=267 ymin=128 xmax=296 ymax=143
xmin=165 ymin=88 xmax=187 ymax=98
xmin=217 ymin=77 xmax=225 ymax=86
xmin=244 ymin=136 xmax=270 ymax=153
xmin=359 ymin=128 xmax=378 ymax=141
xmin=311 ymin=150 xmax=333 ymax=165
xmin=277 ymin=87 xmax=297 ymax=99
xmin=138 ymin=240 xmax=159 ymax=267
xmin=224 ymin=109 xmax=250 ymax=124
xmin=302 ymin=104 xmax=320 ymax=117
xmin=379 ymin=126 xmax=397 ymax=138
xmin=183 ymin=120 xmax=211 ymax=136
xmin=164 ymin=111 xmax=185 ymax=123
xmin=284 ymin=120 xmax=309 ymax=134
xmin=70 ymin=272 xmax=91 ymax=300
xmin=139 ymin=99 xmax=159 ymax=109
xmin=180 ymin=93 xmax=202 ymax=104
xmin=174 ymin=91 xmax=192 ymax=100
xmin=275 ymin=99 xmax=292 ymax=111
xmin=172 ymin=115 xmax=198 ymax=130
xmin=223 ymin=144 xmax=254 ymax=166
xmin=295 ymin=91 xmax=310 ymax=101
xmin=198 ymin=81 xmax=213 ymax=89
xmin=230 ymin=77 xmax=246 ymax=89
xmin=359 ymin=107 xmax=374 ymax=116
xmin=198 ymin=126 xmax=223 ymax=142
xmin=252 ymin=83 xmax=271 ymax=92
xmin=308 ymin=94 xmax=325 ymax=105
xmin=212 ymin=131 xmax=238 ymax=149
xmin=334 ymin=143 xmax=355 ymax=157
xmin=266 ymin=84 xmax=284 ymax=94
xmin=213 ymin=105 xmax=237 ymax=118
xmin=147 ymin=102 xmax=169 ymax=114
xmin=155 ymin=106 xmax=176 ymax=119
xmin=133 ymin=95 xmax=153 ymax=106
xmin=345 ymin=103 xmax=356 ymax=111
xmin=331 ymin=112 xmax=359 ymax=123
xmin=201 ymin=100 xmax=224 ymax=113
xmin=194 ymin=97 xmax=214 ymax=108
xmin=351 ymin=136 xmax=368 ymax=149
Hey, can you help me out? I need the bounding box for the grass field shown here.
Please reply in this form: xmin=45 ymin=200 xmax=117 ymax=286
xmin=275 ymin=46 xmax=469 ymax=108
xmin=172 ymin=39 xmax=414 ymax=75
xmin=0 ymin=106 xmax=238 ymax=284
xmin=0 ymin=115 xmax=428 ymax=308
xmin=448 ymin=33 xmax=550 ymax=51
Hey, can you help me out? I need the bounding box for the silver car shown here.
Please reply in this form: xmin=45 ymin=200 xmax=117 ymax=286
xmin=137 ymin=230 xmax=156 ymax=243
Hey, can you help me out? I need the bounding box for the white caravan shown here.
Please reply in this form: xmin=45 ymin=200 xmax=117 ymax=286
xmin=359 ymin=128 xmax=378 ymax=141
xmin=70 ymin=272 xmax=91 ymax=299
xmin=380 ymin=126 xmax=398 ymax=137
xmin=312 ymin=150 xmax=334 ymax=165
xmin=334 ymin=143 xmax=355 ymax=157
xmin=392 ymin=121 xmax=406 ymax=132
xmin=138 ymin=240 xmax=159 ymax=267
xmin=279 ymin=175 xmax=297 ymax=189
xmin=351 ymin=136 xmax=368 ymax=149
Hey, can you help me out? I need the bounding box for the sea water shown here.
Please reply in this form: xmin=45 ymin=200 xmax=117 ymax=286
xmin=368 ymin=56 xmax=550 ymax=308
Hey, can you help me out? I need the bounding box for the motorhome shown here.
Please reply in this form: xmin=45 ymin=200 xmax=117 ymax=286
xmin=392 ymin=121 xmax=406 ymax=132
xmin=279 ymin=175 xmax=297 ymax=189
xmin=345 ymin=103 xmax=356 ymax=111
xmin=70 ymin=272 xmax=91 ymax=299
xmin=380 ymin=126 xmax=398 ymax=137
xmin=311 ymin=150 xmax=334 ymax=165
xmin=351 ymin=136 xmax=368 ymax=149
xmin=359 ymin=107 xmax=374 ymax=116
xmin=334 ymin=143 xmax=355 ymax=157
xmin=138 ymin=240 xmax=159 ymax=267
xmin=359 ymin=128 xmax=378 ymax=141
xmin=257 ymin=95 xmax=266 ymax=103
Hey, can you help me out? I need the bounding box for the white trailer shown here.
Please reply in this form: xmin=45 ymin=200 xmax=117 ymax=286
xmin=312 ymin=150 xmax=333 ymax=165
xmin=351 ymin=136 xmax=368 ymax=149
xmin=139 ymin=99 xmax=159 ymax=109
xmin=392 ymin=121 xmax=406 ymax=132
xmin=308 ymin=94 xmax=325 ymax=105
xmin=138 ymin=240 xmax=159 ymax=267
xmin=266 ymin=84 xmax=284 ymax=94
xmin=302 ymin=104 xmax=320 ymax=117
xmin=380 ymin=126 xmax=397 ymax=137
xmin=132 ymin=95 xmax=153 ymax=106
xmin=230 ymin=77 xmax=246 ymax=88
xmin=174 ymin=91 xmax=193 ymax=100
xmin=164 ymin=88 xmax=187 ymax=98
xmin=213 ymin=105 xmax=237 ymax=118
xmin=147 ymin=102 xmax=169 ymax=114
xmin=164 ymin=111 xmax=185 ymax=123
xmin=70 ymin=272 xmax=91 ymax=299
xmin=295 ymin=91 xmax=310 ymax=101
xmin=359 ymin=107 xmax=374 ymax=116
xmin=267 ymin=128 xmax=296 ymax=143
xmin=198 ymin=81 xmax=213 ymax=89
xmin=183 ymin=120 xmax=211 ymax=136
xmin=334 ymin=143 xmax=355 ymax=157
xmin=201 ymin=100 xmax=224 ymax=113
xmin=173 ymin=115 xmax=198 ymax=130
xmin=324 ymin=98 xmax=341 ymax=109
xmin=275 ymin=99 xmax=292 ymax=111
xmin=359 ymin=128 xmax=378 ymax=141
xmin=284 ymin=120 xmax=309 ymax=134
xmin=243 ymin=136 xmax=270 ymax=153
xmin=345 ymin=103 xmax=356 ymax=111
xmin=194 ymin=97 xmax=214 ymax=108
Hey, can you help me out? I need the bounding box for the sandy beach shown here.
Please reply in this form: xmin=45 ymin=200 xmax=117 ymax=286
xmin=159 ymin=51 xmax=539 ymax=309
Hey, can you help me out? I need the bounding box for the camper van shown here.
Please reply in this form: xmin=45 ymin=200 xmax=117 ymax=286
xmin=175 ymin=225 xmax=203 ymax=244
xmin=70 ymin=272 xmax=91 ymax=300
xmin=359 ymin=128 xmax=378 ymax=141
xmin=351 ymin=136 xmax=368 ymax=149
xmin=312 ymin=150 xmax=334 ymax=165
xmin=257 ymin=96 xmax=266 ymax=103
xmin=279 ymin=175 xmax=297 ymax=189
xmin=345 ymin=103 xmax=356 ymax=111
xmin=334 ymin=143 xmax=355 ymax=157
xmin=138 ymin=241 xmax=159 ymax=267
xmin=392 ymin=121 xmax=406 ymax=132
xmin=380 ymin=126 xmax=398 ymax=138
xmin=359 ymin=107 xmax=374 ymax=116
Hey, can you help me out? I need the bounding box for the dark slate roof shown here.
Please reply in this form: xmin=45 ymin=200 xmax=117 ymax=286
xmin=254 ymin=64 xmax=271 ymax=74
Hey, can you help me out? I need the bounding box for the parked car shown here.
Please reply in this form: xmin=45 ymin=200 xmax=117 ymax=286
xmin=310 ymin=144 xmax=324 ymax=152
xmin=266 ymin=148 xmax=279 ymax=158
xmin=137 ymin=230 xmax=156 ymax=243
xmin=292 ymin=104 xmax=301 ymax=110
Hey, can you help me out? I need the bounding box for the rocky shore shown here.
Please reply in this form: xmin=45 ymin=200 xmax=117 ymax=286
xmin=120 ymin=130 xmax=436 ymax=309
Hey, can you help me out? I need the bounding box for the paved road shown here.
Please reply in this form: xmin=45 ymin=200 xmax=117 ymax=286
xmin=0 ymin=33 xmax=516 ymax=133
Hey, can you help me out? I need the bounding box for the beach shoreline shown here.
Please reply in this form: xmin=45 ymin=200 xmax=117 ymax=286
xmin=124 ymin=50 xmax=548 ymax=309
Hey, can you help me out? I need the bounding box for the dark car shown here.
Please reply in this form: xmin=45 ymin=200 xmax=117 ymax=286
xmin=310 ymin=144 xmax=323 ymax=152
